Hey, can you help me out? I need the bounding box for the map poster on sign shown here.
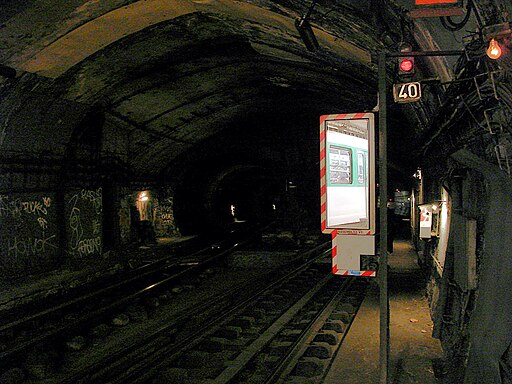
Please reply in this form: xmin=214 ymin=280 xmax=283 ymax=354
xmin=320 ymin=113 xmax=376 ymax=235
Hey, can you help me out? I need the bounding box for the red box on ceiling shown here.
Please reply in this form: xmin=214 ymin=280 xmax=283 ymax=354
xmin=416 ymin=0 xmax=458 ymax=4
xmin=410 ymin=0 xmax=463 ymax=18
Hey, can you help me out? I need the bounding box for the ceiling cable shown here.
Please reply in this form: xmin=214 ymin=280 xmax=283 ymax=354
xmin=440 ymin=0 xmax=473 ymax=32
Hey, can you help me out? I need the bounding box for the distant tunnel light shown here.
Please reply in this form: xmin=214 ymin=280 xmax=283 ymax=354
xmin=487 ymin=38 xmax=502 ymax=60
xmin=139 ymin=191 xmax=149 ymax=201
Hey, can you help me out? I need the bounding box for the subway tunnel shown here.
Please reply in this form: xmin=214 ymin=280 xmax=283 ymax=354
xmin=0 ymin=0 xmax=427 ymax=236
xmin=1 ymin=0 xmax=512 ymax=383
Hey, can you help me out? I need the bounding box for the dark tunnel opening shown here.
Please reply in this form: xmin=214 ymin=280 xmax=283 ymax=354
xmin=174 ymin=164 xmax=281 ymax=236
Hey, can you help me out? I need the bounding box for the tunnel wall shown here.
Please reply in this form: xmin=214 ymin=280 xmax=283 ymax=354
xmin=415 ymin=152 xmax=512 ymax=383
xmin=450 ymin=150 xmax=512 ymax=384
xmin=0 ymin=74 xmax=188 ymax=279
xmin=0 ymin=192 xmax=60 ymax=275
xmin=0 ymin=187 xmax=104 ymax=276
xmin=0 ymin=75 xmax=113 ymax=277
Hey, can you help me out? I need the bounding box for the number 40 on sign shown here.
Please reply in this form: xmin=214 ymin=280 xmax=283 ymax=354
xmin=393 ymin=82 xmax=422 ymax=103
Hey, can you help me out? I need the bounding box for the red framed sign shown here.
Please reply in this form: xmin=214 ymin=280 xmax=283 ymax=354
xmin=319 ymin=113 xmax=376 ymax=236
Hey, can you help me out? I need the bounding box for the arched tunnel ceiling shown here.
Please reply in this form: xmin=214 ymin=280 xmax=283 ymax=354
xmin=0 ymin=0 xmax=489 ymax=182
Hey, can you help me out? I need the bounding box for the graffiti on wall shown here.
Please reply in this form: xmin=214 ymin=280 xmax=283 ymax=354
xmin=0 ymin=193 xmax=58 ymax=274
xmin=66 ymin=188 xmax=102 ymax=258
xmin=160 ymin=205 xmax=175 ymax=224
xmin=118 ymin=196 xmax=131 ymax=243
xmin=155 ymin=195 xmax=179 ymax=236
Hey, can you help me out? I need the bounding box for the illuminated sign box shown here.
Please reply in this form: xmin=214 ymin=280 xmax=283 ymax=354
xmin=320 ymin=113 xmax=376 ymax=235
xmin=410 ymin=0 xmax=463 ymax=17
xmin=416 ymin=0 xmax=458 ymax=4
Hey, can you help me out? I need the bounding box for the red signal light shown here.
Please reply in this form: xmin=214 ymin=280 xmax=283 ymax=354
xmin=398 ymin=56 xmax=415 ymax=77
xmin=399 ymin=58 xmax=414 ymax=72
xmin=397 ymin=43 xmax=415 ymax=77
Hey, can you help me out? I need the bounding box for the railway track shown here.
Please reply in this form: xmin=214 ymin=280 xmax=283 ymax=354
xmin=41 ymin=244 xmax=366 ymax=384
xmin=142 ymin=266 xmax=366 ymax=384
xmin=0 ymin=225 xmax=271 ymax=382
xmin=0 ymin=225 xmax=369 ymax=384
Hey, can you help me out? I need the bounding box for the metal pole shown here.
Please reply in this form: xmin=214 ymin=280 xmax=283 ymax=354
xmin=378 ymin=50 xmax=389 ymax=384
xmin=387 ymin=49 xmax=465 ymax=57
xmin=375 ymin=47 xmax=462 ymax=384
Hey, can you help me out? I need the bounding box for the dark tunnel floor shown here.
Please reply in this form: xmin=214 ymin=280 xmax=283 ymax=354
xmin=1 ymin=234 xmax=446 ymax=384
xmin=323 ymin=239 xmax=444 ymax=384
xmin=0 ymin=235 xmax=196 ymax=312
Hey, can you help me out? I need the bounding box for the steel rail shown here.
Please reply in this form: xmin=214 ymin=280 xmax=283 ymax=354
xmin=0 ymin=224 xmax=270 ymax=366
xmin=95 ymin=244 xmax=332 ymax=384
xmin=265 ymin=277 xmax=357 ymax=384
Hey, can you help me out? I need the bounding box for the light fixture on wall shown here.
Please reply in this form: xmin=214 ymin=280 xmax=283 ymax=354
xmin=138 ymin=191 xmax=149 ymax=202
xmin=482 ymin=22 xmax=510 ymax=60
xmin=486 ymin=38 xmax=502 ymax=60
xmin=295 ymin=0 xmax=319 ymax=51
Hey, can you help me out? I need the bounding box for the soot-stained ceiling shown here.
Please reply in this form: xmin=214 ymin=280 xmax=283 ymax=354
xmin=0 ymin=0 xmax=481 ymax=187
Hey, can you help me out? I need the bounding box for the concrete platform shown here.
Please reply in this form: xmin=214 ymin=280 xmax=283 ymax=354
xmin=324 ymin=240 xmax=444 ymax=384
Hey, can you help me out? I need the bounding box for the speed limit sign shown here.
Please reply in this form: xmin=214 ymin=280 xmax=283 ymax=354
xmin=393 ymin=82 xmax=422 ymax=103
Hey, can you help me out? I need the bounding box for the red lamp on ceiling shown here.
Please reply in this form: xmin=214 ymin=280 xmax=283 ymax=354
xmin=486 ymin=38 xmax=502 ymax=60
xmin=483 ymin=22 xmax=511 ymax=60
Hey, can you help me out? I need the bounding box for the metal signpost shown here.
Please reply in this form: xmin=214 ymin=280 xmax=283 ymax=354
xmin=319 ymin=43 xmax=464 ymax=384
xmin=378 ymin=51 xmax=390 ymax=384
xmin=378 ymin=48 xmax=464 ymax=384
